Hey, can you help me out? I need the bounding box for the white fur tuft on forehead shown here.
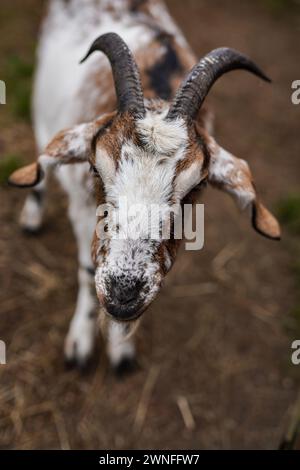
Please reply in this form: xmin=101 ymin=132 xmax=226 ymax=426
xmin=136 ymin=112 xmax=188 ymax=155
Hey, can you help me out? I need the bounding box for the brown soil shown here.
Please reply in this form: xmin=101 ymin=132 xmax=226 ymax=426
xmin=0 ymin=0 xmax=299 ymax=450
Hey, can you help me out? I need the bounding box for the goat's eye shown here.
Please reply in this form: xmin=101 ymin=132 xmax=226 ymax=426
xmin=90 ymin=164 xmax=99 ymax=177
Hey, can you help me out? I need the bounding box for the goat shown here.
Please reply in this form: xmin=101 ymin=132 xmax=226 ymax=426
xmin=9 ymin=0 xmax=281 ymax=374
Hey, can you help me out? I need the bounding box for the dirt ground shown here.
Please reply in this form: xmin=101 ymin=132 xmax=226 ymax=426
xmin=0 ymin=0 xmax=300 ymax=450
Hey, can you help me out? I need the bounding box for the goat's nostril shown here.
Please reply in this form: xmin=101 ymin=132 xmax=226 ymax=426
xmin=116 ymin=291 xmax=135 ymax=304
xmin=111 ymin=279 xmax=143 ymax=306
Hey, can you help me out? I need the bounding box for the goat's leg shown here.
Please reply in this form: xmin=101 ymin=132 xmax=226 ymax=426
xmin=107 ymin=320 xmax=137 ymax=377
xmin=64 ymin=266 xmax=97 ymax=369
xmin=62 ymin=169 xmax=98 ymax=368
xmin=19 ymin=178 xmax=48 ymax=233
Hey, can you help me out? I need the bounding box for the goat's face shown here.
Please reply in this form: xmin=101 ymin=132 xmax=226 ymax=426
xmin=91 ymin=107 xmax=208 ymax=321
xmin=9 ymin=33 xmax=281 ymax=324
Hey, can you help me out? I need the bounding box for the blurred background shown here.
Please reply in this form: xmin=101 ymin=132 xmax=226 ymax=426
xmin=0 ymin=0 xmax=300 ymax=450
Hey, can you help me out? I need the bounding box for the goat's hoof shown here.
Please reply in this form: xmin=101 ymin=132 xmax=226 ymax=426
xmin=113 ymin=357 xmax=139 ymax=379
xmin=64 ymin=355 xmax=95 ymax=374
xmin=64 ymin=335 xmax=95 ymax=374
xmin=64 ymin=356 xmax=77 ymax=370
xmin=21 ymin=225 xmax=43 ymax=236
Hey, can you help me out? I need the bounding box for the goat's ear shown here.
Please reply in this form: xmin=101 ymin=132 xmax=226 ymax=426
xmin=9 ymin=113 xmax=115 ymax=188
xmin=9 ymin=162 xmax=43 ymax=188
xmin=208 ymin=139 xmax=281 ymax=240
xmin=252 ymin=200 xmax=281 ymax=240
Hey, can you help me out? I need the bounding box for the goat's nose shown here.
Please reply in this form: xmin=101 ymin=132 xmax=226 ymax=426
xmin=112 ymin=279 xmax=143 ymax=305
xmin=105 ymin=277 xmax=145 ymax=321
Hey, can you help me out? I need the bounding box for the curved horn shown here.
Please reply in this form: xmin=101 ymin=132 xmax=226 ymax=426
xmin=80 ymin=32 xmax=145 ymax=117
xmin=167 ymin=47 xmax=271 ymax=121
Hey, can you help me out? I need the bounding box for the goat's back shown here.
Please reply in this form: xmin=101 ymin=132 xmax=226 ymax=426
xmin=33 ymin=0 xmax=195 ymax=150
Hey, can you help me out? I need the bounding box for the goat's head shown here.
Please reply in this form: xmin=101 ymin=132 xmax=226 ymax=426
xmin=10 ymin=33 xmax=281 ymax=322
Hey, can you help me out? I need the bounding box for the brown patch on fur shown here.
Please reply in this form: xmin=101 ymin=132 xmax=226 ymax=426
xmin=193 ymin=122 xmax=212 ymax=177
xmin=46 ymin=130 xmax=71 ymax=158
xmin=91 ymin=112 xmax=117 ymax=155
xmin=160 ymin=174 xmax=204 ymax=267
xmin=152 ymin=238 xmax=182 ymax=277
xmin=154 ymin=243 xmax=169 ymax=275
xmin=92 ymin=112 xmax=140 ymax=168
xmin=92 ymin=169 xmax=106 ymax=206
xmin=91 ymin=227 xmax=111 ymax=268
xmin=78 ymin=62 xmax=117 ymax=119
xmin=91 ymin=231 xmax=99 ymax=266
xmin=174 ymin=123 xmax=209 ymax=184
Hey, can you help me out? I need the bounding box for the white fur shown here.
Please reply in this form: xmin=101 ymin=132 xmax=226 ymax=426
xmin=137 ymin=112 xmax=187 ymax=155
xmin=106 ymin=321 xmax=135 ymax=366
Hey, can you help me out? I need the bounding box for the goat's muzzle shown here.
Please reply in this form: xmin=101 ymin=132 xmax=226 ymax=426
xmin=104 ymin=276 xmax=146 ymax=322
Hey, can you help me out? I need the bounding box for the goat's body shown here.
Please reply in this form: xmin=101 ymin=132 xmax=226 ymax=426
xmin=21 ymin=0 xmax=197 ymax=370
xmin=15 ymin=0 xmax=280 ymax=372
